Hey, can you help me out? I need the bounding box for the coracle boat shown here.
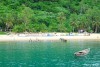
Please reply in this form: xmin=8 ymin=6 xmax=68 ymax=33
xmin=74 ymin=48 xmax=90 ymax=56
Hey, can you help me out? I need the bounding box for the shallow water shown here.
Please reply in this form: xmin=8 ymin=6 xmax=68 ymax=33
xmin=0 ymin=40 xmax=100 ymax=67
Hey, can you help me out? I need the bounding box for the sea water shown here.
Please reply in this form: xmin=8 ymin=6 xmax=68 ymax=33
xmin=0 ymin=40 xmax=100 ymax=67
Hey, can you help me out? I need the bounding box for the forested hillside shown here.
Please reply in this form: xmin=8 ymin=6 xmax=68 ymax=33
xmin=0 ymin=0 xmax=100 ymax=33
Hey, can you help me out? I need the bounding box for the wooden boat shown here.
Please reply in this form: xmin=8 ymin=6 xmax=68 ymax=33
xmin=74 ymin=48 xmax=90 ymax=56
xmin=60 ymin=38 xmax=67 ymax=42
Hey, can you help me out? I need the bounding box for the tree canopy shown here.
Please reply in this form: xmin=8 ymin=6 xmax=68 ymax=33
xmin=0 ymin=0 xmax=100 ymax=33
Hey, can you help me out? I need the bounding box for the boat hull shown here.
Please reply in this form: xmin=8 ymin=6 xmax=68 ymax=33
xmin=74 ymin=48 xmax=90 ymax=56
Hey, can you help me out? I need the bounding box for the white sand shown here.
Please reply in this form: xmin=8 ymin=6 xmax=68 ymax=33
xmin=0 ymin=33 xmax=100 ymax=42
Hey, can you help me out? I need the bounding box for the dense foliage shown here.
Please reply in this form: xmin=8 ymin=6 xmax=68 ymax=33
xmin=0 ymin=0 xmax=100 ymax=33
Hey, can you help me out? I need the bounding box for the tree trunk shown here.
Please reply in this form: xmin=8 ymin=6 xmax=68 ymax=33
xmin=73 ymin=27 xmax=74 ymax=32
xmin=95 ymin=26 xmax=97 ymax=33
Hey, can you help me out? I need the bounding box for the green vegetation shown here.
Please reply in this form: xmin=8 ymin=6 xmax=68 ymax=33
xmin=0 ymin=32 xmax=6 ymax=35
xmin=0 ymin=0 xmax=100 ymax=33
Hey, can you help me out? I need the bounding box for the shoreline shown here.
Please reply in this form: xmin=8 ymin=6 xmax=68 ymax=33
xmin=0 ymin=33 xmax=100 ymax=42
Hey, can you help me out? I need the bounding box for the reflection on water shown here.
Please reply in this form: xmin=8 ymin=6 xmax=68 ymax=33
xmin=0 ymin=40 xmax=100 ymax=67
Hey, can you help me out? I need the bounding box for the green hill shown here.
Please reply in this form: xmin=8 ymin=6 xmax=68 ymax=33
xmin=0 ymin=0 xmax=100 ymax=33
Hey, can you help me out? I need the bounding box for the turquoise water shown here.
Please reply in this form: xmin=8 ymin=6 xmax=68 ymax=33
xmin=0 ymin=40 xmax=100 ymax=67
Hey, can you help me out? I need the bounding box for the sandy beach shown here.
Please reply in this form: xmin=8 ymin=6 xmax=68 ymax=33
xmin=0 ymin=33 xmax=100 ymax=42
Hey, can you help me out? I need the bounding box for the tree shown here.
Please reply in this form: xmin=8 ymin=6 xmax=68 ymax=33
xmin=86 ymin=7 xmax=100 ymax=33
xmin=69 ymin=13 xmax=78 ymax=32
xmin=18 ymin=5 xmax=33 ymax=32
xmin=56 ymin=12 xmax=67 ymax=32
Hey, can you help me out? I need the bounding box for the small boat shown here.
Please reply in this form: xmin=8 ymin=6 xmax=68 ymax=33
xmin=60 ymin=38 xmax=67 ymax=42
xmin=74 ymin=48 xmax=90 ymax=56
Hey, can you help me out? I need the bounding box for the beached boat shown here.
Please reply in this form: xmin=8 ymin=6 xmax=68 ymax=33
xmin=74 ymin=48 xmax=90 ymax=56
xmin=60 ymin=38 xmax=67 ymax=42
